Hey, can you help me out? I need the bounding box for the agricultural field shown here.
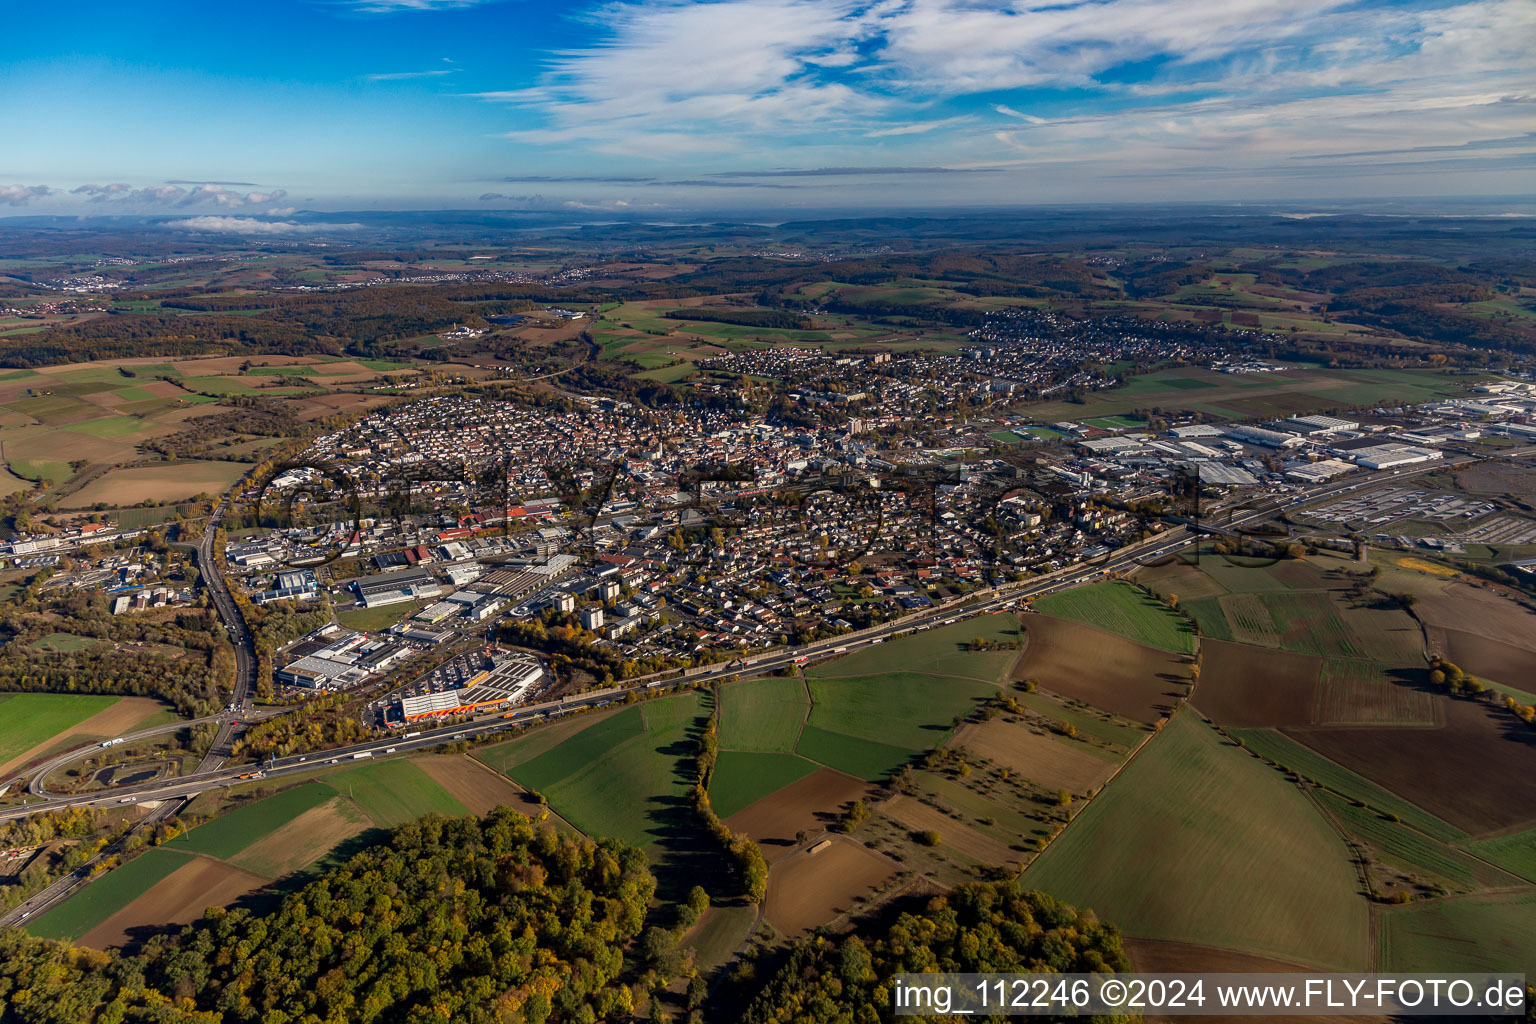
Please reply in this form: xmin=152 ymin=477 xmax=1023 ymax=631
xmin=63 ymin=460 xmax=248 ymax=507
xmin=1030 ymin=582 xmax=1196 ymax=654
xmin=716 ymin=674 xmax=808 ymax=753
xmin=488 ymin=693 xmax=706 ymax=850
xmin=762 ymin=835 xmax=898 ymax=939
xmin=1284 ymin=696 xmax=1536 ymax=836
xmin=1023 ymin=712 xmax=1368 ymax=970
xmin=0 ymin=694 xmax=174 ymax=777
xmin=953 ymin=718 xmax=1118 ymax=794
xmin=1378 ymin=890 xmax=1536 ymax=973
xmin=805 ymin=613 xmax=1023 ymax=682
xmin=708 ymin=751 xmax=818 ymax=820
xmin=1012 ymin=614 xmax=1189 ymax=723
xmin=1193 ymin=639 xmax=1321 ymax=727
xmin=0 ymin=352 xmax=422 ymax=497
xmin=1024 ymin=365 xmax=1477 ymax=423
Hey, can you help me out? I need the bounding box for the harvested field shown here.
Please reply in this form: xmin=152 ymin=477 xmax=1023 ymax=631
xmin=1013 ymin=615 xmax=1188 ymax=724
xmin=80 ymin=855 xmax=269 ymax=950
xmin=1023 ymin=713 xmax=1367 ymax=970
xmin=1286 ymin=696 xmax=1536 ymax=836
xmin=1441 ymin=629 xmax=1536 ymax=688
xmin=228 ymin=796 xmax=372 ymax=879
xmin=1193 ymin=639 xmax=1321 ymax=727
xmin=1411 ymin=579 xmax=1536 ymax=640
xmin=880 ymin=794 xmax=1016 ymax=865
xmin=63 ymin=460 xmax=247 ymax=507
xmin=954 ymin=718 xmax=1116 ymax=792
xmin=1313 ymin=660 xmax=1436 ymax=726
xmin=763 ymin=835 xmax=897 ymax=938
xmin=723 ymin=767 xmax=871 ymax=860
xmin=414 ymin=753 xmax=531 ymax=816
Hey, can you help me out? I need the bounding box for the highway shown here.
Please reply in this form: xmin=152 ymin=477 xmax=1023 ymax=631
xmin=190 ymin=499 xmax=259 ymax=771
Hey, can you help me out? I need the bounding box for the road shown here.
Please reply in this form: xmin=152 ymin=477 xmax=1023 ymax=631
xmin=191 ymin=499 xmax=259 ymax=771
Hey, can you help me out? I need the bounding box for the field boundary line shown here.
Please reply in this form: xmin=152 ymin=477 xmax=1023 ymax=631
xmin=464 ymin=752 xmax=587 ymax=837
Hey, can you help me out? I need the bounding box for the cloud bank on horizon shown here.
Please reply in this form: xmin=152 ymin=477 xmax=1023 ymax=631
xmin=3 ymin=0 xmax=1532 ymax=213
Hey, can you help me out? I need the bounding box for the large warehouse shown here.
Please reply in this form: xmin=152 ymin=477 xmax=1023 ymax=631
xmin=398 ymin=656 xmax=545 ymax=722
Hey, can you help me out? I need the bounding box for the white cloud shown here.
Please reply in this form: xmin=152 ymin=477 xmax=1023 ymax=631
xmin=0 ymin=185 xmax=52 ymax=206
xmin=338 ymin=0 xmax=506 ymax=12
xmin=480 ymin=0 xmax=1533 ymax=186
xmin=365 ymin=69 xmax=458 ymax=81
xmin=71 ymin=183 xmax=289 ymax=208
xmin=166 ymin=217 xmax=362 ymax=235
xmin=993 ymin=105 xmax=1045 ymax=125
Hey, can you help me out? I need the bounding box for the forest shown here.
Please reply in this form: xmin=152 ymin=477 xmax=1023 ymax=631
xmin=736 ymin=883 xmax=1133 ymax=1024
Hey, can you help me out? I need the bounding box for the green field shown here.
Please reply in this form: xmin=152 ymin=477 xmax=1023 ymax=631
xmin=166 ymin=782 xmax=339 ymax=861
xmin=324 ymin=758 xmax=468 ymax=828
xmin=476 ymin=711 xmax=617 ymax=775
xmin=708 ymin=751 xmax=818 ymax=819
xmin=1026 ymin=365 xmax=1475 ymax=422
xmin=1080 ymin=415 xmax=1144 ymax=430
xmin=25 ymin=848 xmax=191 ymax=942
xmin=336 ymin=601 xmax=420 ymax=633
xmin=805 ymin=672 xmax=997 ymax=755
xmin=794 ymin=724 xmax=922 ymax=781
xmin=497 ymin=693 xmax=707 ymax=849
xmin=0 ymin=693 xmax=121 ymax=767
xmin=1032 ymin=583 xmax=1196 ymax=654
xmin=717 ymin=675 xmax=808 ymax=753
xmin=1024 ymin=713 xmax=1368 ymax=969
xmin=1313 ymin=790 xmax=1485 ymax=890
xmin=1466 ymin=830 xmax=1536 ymax=883
xmin=26 ymin=632 xmax=108 ymax=654
xmin=1378 ymin=889 xmax=1536 ymax=972
xmin=807 ymin=613 xmax=1023 ymax=682
xmin=1227 ymin=728 xmax=1463 ymax=841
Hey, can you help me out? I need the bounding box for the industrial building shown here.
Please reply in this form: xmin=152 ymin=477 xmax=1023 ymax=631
xmin=354 ymin=568 xmax=442 ymax=608
xmin=398 ymin=655 xmax=545 ymax=721
xmin=1351 ymin=444 xmax=1443 ymax=470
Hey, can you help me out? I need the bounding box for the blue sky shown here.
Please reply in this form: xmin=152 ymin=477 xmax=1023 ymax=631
xmin=2 ymin=0 xmax=1532 ymax=219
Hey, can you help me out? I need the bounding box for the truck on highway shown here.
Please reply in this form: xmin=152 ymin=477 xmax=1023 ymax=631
xmin=351 ymin=751 xmax=373 ymax=760
xmin=404 ymin=731 xmax=421 ymax=739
